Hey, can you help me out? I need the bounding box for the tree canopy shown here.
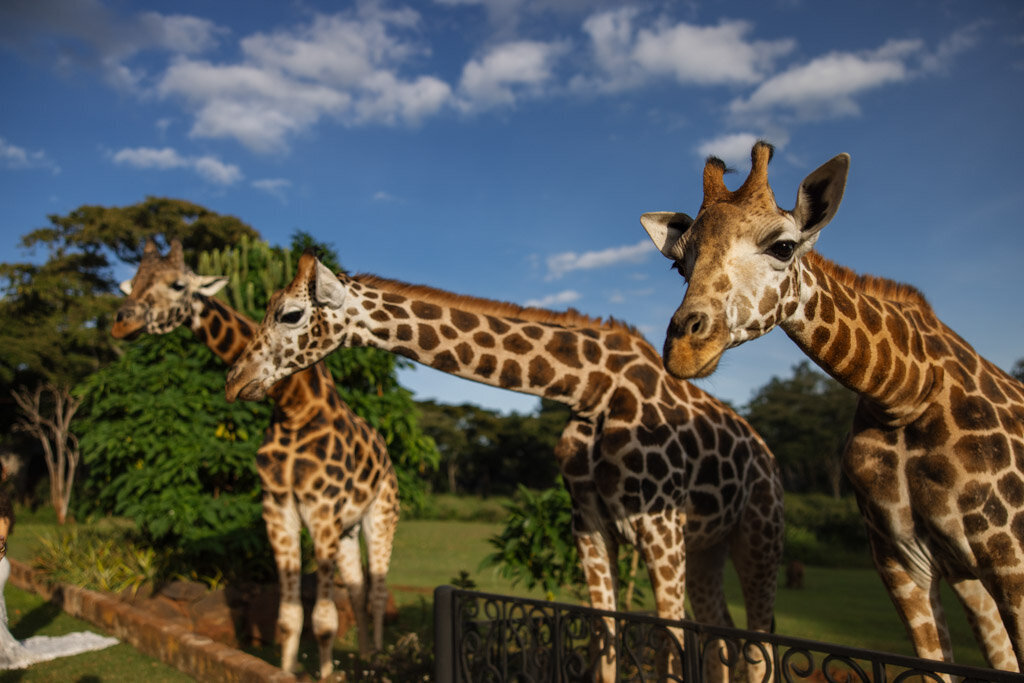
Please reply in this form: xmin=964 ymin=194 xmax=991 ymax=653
xmin=742 ymin=361 xmax=857 ymax=497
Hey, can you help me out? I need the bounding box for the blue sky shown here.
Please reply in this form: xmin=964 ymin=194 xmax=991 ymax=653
xmin=2 ymin=0 xmax=1023 ymax=414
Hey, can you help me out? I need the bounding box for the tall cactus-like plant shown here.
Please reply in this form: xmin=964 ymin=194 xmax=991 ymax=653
xmin=197 ymin=237 xmax=293 ymax=322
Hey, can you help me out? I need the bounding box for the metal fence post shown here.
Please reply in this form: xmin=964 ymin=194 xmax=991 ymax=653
xmin=434 ymin=585 xmax=456 ymax=682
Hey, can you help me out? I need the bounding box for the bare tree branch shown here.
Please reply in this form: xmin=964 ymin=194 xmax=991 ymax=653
xmin=11 ymin=383 xmax=81 ymax=524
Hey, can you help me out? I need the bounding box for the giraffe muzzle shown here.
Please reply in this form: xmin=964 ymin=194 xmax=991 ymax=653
xmin=225 ymin=365 xmax=267 ymax=403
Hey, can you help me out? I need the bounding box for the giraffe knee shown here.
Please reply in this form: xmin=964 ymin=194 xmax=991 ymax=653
xmin=312 ymin=598 xmax=338 ymax=638
xmin=277 ymin=602 xmax=304 ymax=642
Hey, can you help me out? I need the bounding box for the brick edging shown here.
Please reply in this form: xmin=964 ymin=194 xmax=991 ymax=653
xmin=7 ymin=559 xmax=296 ymax=683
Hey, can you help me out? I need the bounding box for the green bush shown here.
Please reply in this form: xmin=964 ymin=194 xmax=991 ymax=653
xmin=75 ymin=329 xmax=274 ymax=581
xmin=33 ymin=525 xmax=161 ymax=595
xmin=482 ymin=484 xmax=643 ymax=602
xmin=783 ymin=493 xmax=871 ymax=567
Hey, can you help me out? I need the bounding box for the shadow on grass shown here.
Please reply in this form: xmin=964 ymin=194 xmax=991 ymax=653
xmin=8 ymin=599 xmax=62 ymax=640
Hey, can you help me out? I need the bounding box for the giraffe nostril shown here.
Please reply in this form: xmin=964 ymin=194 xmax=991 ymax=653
xmin=671 ymin=311 xmax=709 ymax=339
xmin=116 ymin=310 xmax=126 ymax=323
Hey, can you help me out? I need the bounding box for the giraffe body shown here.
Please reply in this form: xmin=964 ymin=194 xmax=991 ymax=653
xmin=226 ymin=253 xmax=785 ymax=680
xmin=112 ymin=241 xmax=399 ymax=677
xmin=641 ymin=142 xmax=1024 ymax=671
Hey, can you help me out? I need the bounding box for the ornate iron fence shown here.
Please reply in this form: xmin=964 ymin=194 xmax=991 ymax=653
xmin=433 ymin=586 xmax=1022 ymax=682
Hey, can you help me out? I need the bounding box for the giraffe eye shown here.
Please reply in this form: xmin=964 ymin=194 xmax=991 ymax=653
xmin=170 ymin=281 xmax=186 ymax=292
xmin=278 ymin=309 xmax=303 ymax=325
xmin=767 ymin=240 xmax=797 ymax=261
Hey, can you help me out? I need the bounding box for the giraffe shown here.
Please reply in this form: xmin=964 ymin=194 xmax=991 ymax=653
xmin=641 ymin=141 xmax=1024 ymax=671
xmin=111 ymin=240 xmax=399 ymax=678
xmin=224 ymin=250 xmax=785 ymax=680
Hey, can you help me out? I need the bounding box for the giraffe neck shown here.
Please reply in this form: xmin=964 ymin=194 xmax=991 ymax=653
xmin=189 ymin=294 xmax=256 ymax=365
xmin=342 ymin=274 xmax=649 ymax=413
xmin=780 ymin=251 xmax=943 ymax=421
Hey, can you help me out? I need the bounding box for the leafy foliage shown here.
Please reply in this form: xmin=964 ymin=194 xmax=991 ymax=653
xmin=743 ymin=361 xmax=858 ymax=497
xmin=33 ymin=525 xmax=160 ymax=595
xmin=783 ymin=493 xmax=870 ymax=567
xmin=75 ymin=330 xmax=273 ymax=580
xmin=416 ymin=399 xmax=564 ymax=496
xmin=482 ymin=483 xmax=643 ymax=603
xmin=482 ymin=485 xmax=581 ymax=598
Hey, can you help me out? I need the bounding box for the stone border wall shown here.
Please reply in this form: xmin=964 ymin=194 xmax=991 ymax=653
xmin=8 ymin=559 xmax=296 ymax=683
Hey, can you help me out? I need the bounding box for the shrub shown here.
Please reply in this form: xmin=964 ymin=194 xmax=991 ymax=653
xmin=482 ymin=484 xmax=644 ymax=603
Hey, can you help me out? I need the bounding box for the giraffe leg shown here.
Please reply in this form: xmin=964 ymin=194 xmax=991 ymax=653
xmin=686 ymin=542 xmax=731 ymax=683
xmin=729 ymin=473 xmax=783 ymax=683
xmin=634 ymin=512 xmax=687 ymax=681
xmin=361 ymin=486 xmax=398 ymax=652
xmin=971 ymin=568 xmax=1024 ymax=671
xmin=869 ymin=538 xmax=953 ymax=664
xmin=305 ymin=513 xmax=344 ymax=680
xmin=947 ymin=577 xmax=1018 ymax=671
xmin=573 ymin=512 xmax=619 ymax=683
xmin=337 ymin=526 xmax=372 ymax=658
xmin=264 ymin=495 xmax=304 ymax=674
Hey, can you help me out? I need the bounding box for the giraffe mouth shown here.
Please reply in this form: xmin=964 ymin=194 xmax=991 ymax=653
xmin=662 ymin=336 xmax=725 ymax=380
xmin=225 ymin=371 xmax=267 ymax=403
xmin=238 ymin=380 xmax=267 ymax=402
xmin=111 ymin=319 xmax=145 ymax=340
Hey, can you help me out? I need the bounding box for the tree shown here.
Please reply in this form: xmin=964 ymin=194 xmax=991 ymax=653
xmin=0 ymin=198 xmax=260 ymax=434
xmin=743 ymin=361 xmax=858 ymax=497
xmin=1012 ymin=359 xmax=1024 ymax=383
xmin=11 ymin=383 xmax=81 ymax=524
xmin=416 ymin=399 xmax=564 ymax=496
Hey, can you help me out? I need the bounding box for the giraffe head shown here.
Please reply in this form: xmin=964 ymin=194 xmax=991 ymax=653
xmin=226 ymin=251 xmax=345 ymax=402
xmin=112 ymin=239 xmax=228 ymax=339
xmin=641 ymin=141 xmax=849 ymax=379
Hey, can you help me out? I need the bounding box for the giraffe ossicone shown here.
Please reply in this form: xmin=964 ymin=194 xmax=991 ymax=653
xmin=642 ymin=142 xmax=1024 ymax=672
xmin=113 ymin=239 xmax=399 ymax=678
xmin=227 ymin=249 xmax=785 ymax=681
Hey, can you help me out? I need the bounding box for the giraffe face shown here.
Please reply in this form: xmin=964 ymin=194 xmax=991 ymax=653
xmin=226 ymin=252 xmax=347 ymax=402
xmin=642 ymin=142 xmax=849 ymax=379
xmin=111 ymin=240 xmax=227 ymax=339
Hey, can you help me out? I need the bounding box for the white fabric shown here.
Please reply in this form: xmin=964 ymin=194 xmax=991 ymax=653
xmin=0 ymin=557 xmax=119 ymax=670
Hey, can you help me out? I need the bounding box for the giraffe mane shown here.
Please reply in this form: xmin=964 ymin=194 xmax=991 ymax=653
xmin=353 ymin=274 xmax=642 ymax=336
xmin=805 ymin=250 xmax=932 ymax=309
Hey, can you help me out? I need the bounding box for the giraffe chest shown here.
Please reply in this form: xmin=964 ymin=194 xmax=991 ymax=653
xmin=256 ymin=417 xmax=387 ymax=521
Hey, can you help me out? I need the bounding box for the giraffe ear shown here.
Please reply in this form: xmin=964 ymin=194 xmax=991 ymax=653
xmin=313 ymin=260 xmax=346 ymax=309
xmin=119 ymin=280 xmax=133 ymax=296
xmin=792 ymin=153 xmax=849 ymax=236
xmin=641 ymin=212 xmax=692 ymax=260
xmin=195 ymin=276 xmax=228 ymax=296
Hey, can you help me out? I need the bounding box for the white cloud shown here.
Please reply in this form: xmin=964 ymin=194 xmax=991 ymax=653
xmin=156 ymin=9 xmax=453 ymax=151
xmin=111 ymin=146 xmax=241 ymax=185
xmin=524 ymin=290 xmax=581 ymax=308
xmin=193 ymin=155 xmax=243 ymax=184
xmin=696 ymin=133 xmax=763 ymax=168
xmin=372 ymin=190 xmax=403 ymax=203
xmin=0 ymin=137 xmax=60 ymax=173
xmin=252 ymin=178 xmax=291 ymax=201
xmin=730 ymin=40 xmax=918 ymax=120
xmin=574 ymin=10 xmax=794 ymax=93
xmin=111 ymin=146 xmax=187 ymax=169
xmin=458 ymin=40 xmax=568 ymax=110
xmin=545 ymin=240 xmax=652 ymax=280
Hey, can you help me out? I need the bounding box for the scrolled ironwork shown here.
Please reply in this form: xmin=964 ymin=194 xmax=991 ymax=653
xmin=435 ymin=587 xmax=1021 ymax=683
